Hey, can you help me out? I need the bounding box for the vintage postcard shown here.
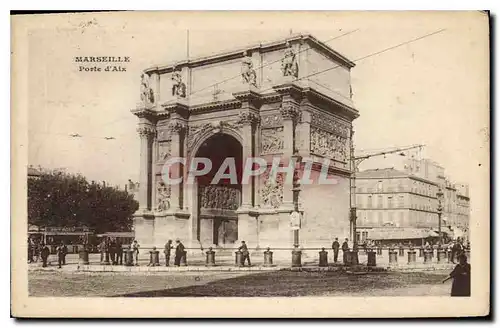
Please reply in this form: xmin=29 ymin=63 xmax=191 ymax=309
xmin=11 ymin=11 xmax=490 ymax=317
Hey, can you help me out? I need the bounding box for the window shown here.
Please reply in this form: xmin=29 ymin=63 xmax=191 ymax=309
xmin=356 ymin=232 xmax=361 ymax=242
xmin=362 ymin=231 xmax=368 ymax=241
xmin=388 ymin=196 xmax=393 ymax=208
xmin=399 ymin=211 xmax=405 ymax=224
xmin=377 ymin=195 xmax=383 ymax=208
xmin=367 ymin=195 xmax=372 ymax=208
xmin=399 ymin=195 xmax=405 ymax=208
xmin=378 ymin=212 xmax=384 ymax=225
xmin=377 ymin=181 xmax=383 ymax=191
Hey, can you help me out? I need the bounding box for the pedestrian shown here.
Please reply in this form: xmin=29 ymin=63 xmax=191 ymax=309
xmin=40 ymin=243 xmax=50 ymax=267
xmin=442 ymin=253 xmax=471 ymax=297
xmin=174 ymin=239 xmax=185 ymax=266
xmin=62 ymin=242 xmax=68 ymax=265
xmin=341 ymin=238 xmax=349 ymax=264
xmin=27 ymin=238 xmax=34 ymax=263
xmin=132 ymin=240 xmax=140 ymax=266
xmin=451 ymin=238 xmax=464 ymax=264
xmin=99 ymin=239 xmax=106 ymax=263
xmin=109 ymin=238 xmax=117 ymax=265
xmin=332 ymin=237 xmax=340 ymax=263
xmin=164 ymin=240 xmax=172 ymax=266
xmin=116 ymin=239 xmax=123 ymax=265
xmin=238 ymin=241 xmax=251 ymax=266
xmin=56 ymin=242 xmax=65 ymax=269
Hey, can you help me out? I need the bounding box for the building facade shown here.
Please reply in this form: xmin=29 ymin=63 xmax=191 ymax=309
xmin=131 ymin=34 xmax=359 ymax=251
xmin=356 ymin=159 xmax=470 ymax=244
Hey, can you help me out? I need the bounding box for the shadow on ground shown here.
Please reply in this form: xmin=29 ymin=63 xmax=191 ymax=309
xmin=113 ymin=271 xmax=448 ymax=297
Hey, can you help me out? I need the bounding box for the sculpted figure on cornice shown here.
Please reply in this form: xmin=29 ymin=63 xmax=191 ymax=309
xmin=241 ymin=51 xmax=257 ymax=87
xmin=200 ymin=185 xmax=240 ymax=210
xmin=281 ymin=41 xmax=298 ymax=78
xmin=156 ymin=181 xmax=171 ymax=212
xmin=171 ymin=67 xmax=186 ymax=98
xmin=310 ymin=111 xmax=351 ymax=138
xmin=261 ymin=127 xmax=284 ymax=155
xmin=310 ymin=127 xmax=348 ymax=162
xmin=140 ymin=73 xmax=155 ymax=106
xmin=260 ymin=172 xmax=284 ymax=209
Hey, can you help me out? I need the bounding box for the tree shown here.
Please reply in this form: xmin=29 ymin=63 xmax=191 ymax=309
xmin=28 ymin=169 xmax=139 ymax=233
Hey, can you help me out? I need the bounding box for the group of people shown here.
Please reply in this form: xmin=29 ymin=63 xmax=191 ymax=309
xmin=98 ymin=237 xmax=125 ymax=265
xmin=331 ymin=237 xmax=351 ymax=264
xmin=162 ymin=239 xmax=186 ymax=267
xmin=28 ymin=237 xmax=69 ymax=268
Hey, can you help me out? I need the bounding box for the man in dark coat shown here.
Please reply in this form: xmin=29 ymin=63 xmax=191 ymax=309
xmin=109 ymin=238 xmax=117 ymax=265
xmin=61 ymin=242 xmax=68 ymax=265
xmin=56 ymin=243 xmax=65 ymax=268
xmin=341 ymin=238 xmax=349 ymax=265
xmin=115 ymin=239 xmax=123 ymax=265
xmin=238 ymin=241 xmax=251 ymax=266
xmin=174 ymin=239 xmax=185 ymax=266
xmin=443 ymin=253 xmax=470 ymax=296
xmin=40 ymin=243 xmax=50 ymax=267
xmin=332 ymin=238 xmax=340 ymax=263
xmin=164 ymin=240 xmax=172 ymax=266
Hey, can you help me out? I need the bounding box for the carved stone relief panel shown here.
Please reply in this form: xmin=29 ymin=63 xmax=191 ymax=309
xmin=156 ymin=180 xmax=171 ymax=212
xmin=199 ymin=185 xmax=241 ymax=210
xmin=310 ymin=111 xmax=351 ymax=138
xmin=187 ymin=120 xmax=242 ymax=154
xmin=310 ymin=127 xmax=349 ymax=162
xmin=157 ymin=141 xmax=171 ymax=161
xmin=261 ymin=113 xmax=283 ymax=129
xmin=261 ymin=127 xmax=284 ymax=155
xmin=260 ymin=172 xmax=284 ymax=209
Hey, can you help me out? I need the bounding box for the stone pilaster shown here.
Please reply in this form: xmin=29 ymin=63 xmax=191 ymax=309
xmin=137 ymin=125 xmax=156 ymax=210
xmin=167 ymin=120 xmax=186 ymax=211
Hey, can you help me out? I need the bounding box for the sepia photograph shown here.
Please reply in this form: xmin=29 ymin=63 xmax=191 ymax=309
xmin=11 ymin=10 xmax=490 ymax=317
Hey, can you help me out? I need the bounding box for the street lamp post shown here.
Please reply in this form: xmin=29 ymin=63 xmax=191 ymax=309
xmin=436 ymin=188 xmax=444 ymax=247
xmin=291 ymin=153 xmax=302 ymax=268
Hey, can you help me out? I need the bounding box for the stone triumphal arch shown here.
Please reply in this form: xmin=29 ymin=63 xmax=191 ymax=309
xmin=131 ymin=34 xmax=359 ymax=251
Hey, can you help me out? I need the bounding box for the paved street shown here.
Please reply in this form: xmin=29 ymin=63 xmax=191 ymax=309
xmin=29 ymin=270 xmax=452 ymax=297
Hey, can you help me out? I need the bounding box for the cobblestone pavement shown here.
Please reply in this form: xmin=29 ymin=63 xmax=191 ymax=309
xmin=29 ymin=270 xmax=452 ymax=297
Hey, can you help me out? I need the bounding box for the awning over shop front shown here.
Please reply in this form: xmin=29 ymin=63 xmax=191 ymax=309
xmin=365 ymin=228 xmax=439 ymax=240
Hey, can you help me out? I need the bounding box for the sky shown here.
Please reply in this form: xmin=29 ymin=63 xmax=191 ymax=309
xmin=25 ymin=12 xmax=489 ymax=194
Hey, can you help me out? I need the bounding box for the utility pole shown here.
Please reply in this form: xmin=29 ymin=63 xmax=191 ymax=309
xmin=436 ymin=187 xmax=444 ymax=246
xmin=350 ymin=142 xmax=425 ymax=253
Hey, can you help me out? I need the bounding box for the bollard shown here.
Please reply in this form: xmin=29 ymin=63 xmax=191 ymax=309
xmin=398 ymin=246 xmax=404 ymax=257
xmin=424 ymin=250 xmax=433 ymax=263
xmin=367 ymin=250 xmax=377 ymax=267
xmin=292 ymin=248 xmax=302 ymax=268
xmin=263 ymin=247 xmax=273 ymax=267
xmin=407 ymin=250 xmax=416 ymax=264
xmin=437 ymin=249 xmax=447 ymax=263
xmin=350 ymin=250 xmax=359 ymax=265
xmin=235 ymin=251 xmax=242 ymax=267
xmin=125 ymin=249 xmax=134 ymax=266
xmin=389 ymin=250 xmax=398 ymax=264
xmin=319 ymin=248 xmax=328 ymax=267
xmin=180 ymin=251 xmax=187 ymax=266
xmin=78 ymin=249 xmax=89 ymax=265
xmin=149 ymin=248 xmax=160 ymax=266
xmin=206 ymin=247 xmax=216 ymax=267
xmin=419 ymin=247 xmax=424 ymax=257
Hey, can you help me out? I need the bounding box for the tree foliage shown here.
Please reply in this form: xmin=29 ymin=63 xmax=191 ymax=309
xmin=28 ymin=170 xmax=139 ymax=233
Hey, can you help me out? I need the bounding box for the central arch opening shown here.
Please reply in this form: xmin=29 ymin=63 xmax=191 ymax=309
xmin=195 ymin=133 xmax=243 ymax=247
